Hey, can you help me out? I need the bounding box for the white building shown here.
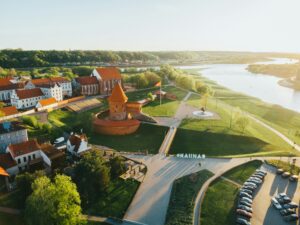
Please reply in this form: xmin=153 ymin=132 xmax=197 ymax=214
xmin=66 ymin=133 xmax=90 ymax=156
xmin=0 ymin=121 xmax=28 ymax=152
xmin=26 ymin=77 xmax=72 ymax=97
xmin=36 ymin=97 xmax=58 ymax=111
xmin=38 ymin=83 xmax=63 ymax=102
xmin=10 ymin=88 xmax=44 ymax=109
xmin=0 ymin=77 xmax=24 ymax=101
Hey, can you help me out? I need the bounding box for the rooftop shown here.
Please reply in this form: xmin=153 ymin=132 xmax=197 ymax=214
xmin=109 ymin=83 xmax=128 ymax=102
xmin=8 ymin=139 xmax=40 ymax=158
xmin=95 ymin=67 xmax=122 ymax=81
xmin=0 ymin=106 xmax=18 ymax=116
xmin=69 ymin=134 xmax=87 ymax=152
xmin=0 ymin=121 xmax=26 ymax=135
xmin=75 ymin=76 xmax=98 ymax=85
xmin=0 ymin=153 xmax=17 ymax=169
xmin=38 ymin=97 xmax=57 ymax=107
xmin=15 ymin=88 xmax=43 ymax=100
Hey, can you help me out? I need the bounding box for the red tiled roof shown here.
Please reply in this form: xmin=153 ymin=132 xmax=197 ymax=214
xmin=38 ymin=98 xmax=56 ymax=107
xmin=49 ymin=77 xmax=69 ymax=83
xmin=0 ymin=78 xmax=24 ymax=91
xmin=0 ymin=153 xmax=17 ymax=169
xmin=109 ymin=83 xmax=128 ymax=102
xmin=75 ymin=76 xmax=98 ymax=85
xmin=69 ymin=134 xmax=87 ymax=152
xmin=31 ymin=77 xmax=69 ymax=86
xmin=15 ymin=88 xmax=43 ymax=100
xmin=95 ymin=67 xmax=122 ymax=81
xmin=8 ymin=139 xmax=40 ymax=158
xmin=0 ymin=106 xmax=18 ymax=116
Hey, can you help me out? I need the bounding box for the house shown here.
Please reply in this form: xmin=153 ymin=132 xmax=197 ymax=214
xmin=36 ymin=83 xmax=63 ymax=102
xmin=0 ymin=77 xmax=25 ymax=102
xmin=10 ymin=88 xmax=44 ymax=109
xmin=26 ymin=77 xmax=72 ymax=97
xmin=0 ymin=139 xmax=64 ymax=175
xmin=66 ymin=133 xmax=90 ymax=156
xmin=0 ymin=106 xmax=18 ymax=117
xmin=36 ymin=97 xmax=58 ymax=111
xmin=91 ymin=67 xmax=122 ymax=94
xmin=0 ymin=121 xmax=28 ymax=152
xmin=73 ymin=76 xmax=99 ymax=96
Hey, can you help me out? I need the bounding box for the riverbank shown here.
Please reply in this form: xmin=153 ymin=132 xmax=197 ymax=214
xmin=184 ymin=68 xmax=300 ymax=150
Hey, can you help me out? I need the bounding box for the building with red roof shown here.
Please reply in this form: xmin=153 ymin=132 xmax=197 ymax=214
xmin=10 ymin=88 xmax=44 ymax=109
xmin=0 ymin=106 xmax=18 ymax=116
xmin=91 ymin=67 xmax=122 ymax=95
xmin=73 ymin=76 xmax=99 ymax=96
xmin=0 ymin=77 xmax=25 ymax=102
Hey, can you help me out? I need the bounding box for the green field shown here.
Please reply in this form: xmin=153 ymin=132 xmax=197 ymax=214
xmin=170 ymin=93 xmax=296 ymax=157
xmin=48 ymin=108 xmax=168 ymax=154
xmin=165 ymin=170 xmax=214 ymax=225
xmin=223 ymin=160 xmax=263 ymax=184
xmin=201 ymin=160 xmax=262 ymax=225
xmin=187 ymin=72 xmax=300 ymax=150
xmin=200 ymin=179 xmax=238 ymax=225
xmin=85 ymin=178 xmax=140 ymax=219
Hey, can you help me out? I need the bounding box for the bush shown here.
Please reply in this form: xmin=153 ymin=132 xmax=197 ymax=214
xmin=22 ymin=116 xmax=38 ymax=128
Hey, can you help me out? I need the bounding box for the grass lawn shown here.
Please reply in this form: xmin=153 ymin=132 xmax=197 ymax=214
xmin=187 ymin=72 xmax=300 ymax=151
xmin=200 ymin=159 xmax=263 ymax=225
xmin=165 ymin=170 xmax=214 ymax=225
xmin=223 ymin=160 xmax=263 ymax=184
xmin=266 ymin=159 xmax=300 ymax=175
xmin=48 ymin=108 xmax=168 ymax=154
xmin=169 ymin=93 xmax=298 ymax=157
xmin=85 ymin=178 xmax=140 ymax=219
xmin=142 ymin=85 xmax=187 ymax=117
xmin=0 ymin=212 xmax=24 ymax=225
xmin=201 ymin=179 xmax=238 ymax=225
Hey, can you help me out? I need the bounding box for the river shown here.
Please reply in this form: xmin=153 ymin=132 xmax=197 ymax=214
xmin=178 ymin=58 xmax=300 ymax=113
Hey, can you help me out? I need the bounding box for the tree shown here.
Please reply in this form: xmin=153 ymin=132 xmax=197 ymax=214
xmin=147 ymin=92 xmax=155 ymax=101
xmin=24 ymin=175 xmax=83 ymax=225
xmin=15 ymin=170 xmax=46 ymax=205
xmin=236 ymin=116 xmax=250 ymax=134
xmin=144 ymin=71 xmax=161 ymax=86
xmin=109 ymin=156 xmax=126 ymax=179
xmin=73 ymin=150 xmax=110 ymax=205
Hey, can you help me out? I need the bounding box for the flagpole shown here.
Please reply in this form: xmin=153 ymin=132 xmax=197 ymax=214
xmin=160 ymin=81 xmax=162 ymax=106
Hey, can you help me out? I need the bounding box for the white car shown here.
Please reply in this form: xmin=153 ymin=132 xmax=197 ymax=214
xmin=54 ymin=137 xmax=65 ymax=144
xmin=272 ymin=197 xmax=282 ymax=210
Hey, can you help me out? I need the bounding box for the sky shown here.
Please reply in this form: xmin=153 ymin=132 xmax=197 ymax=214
xmin=1 ymin=0 xmax=300 ymax=52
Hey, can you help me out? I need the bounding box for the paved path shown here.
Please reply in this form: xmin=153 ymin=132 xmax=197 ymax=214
xmin=158 ymin=127 xmax=177 ymax=155
xmin=220 ymin=176 xmax=242 ymax=187
xmin=123 ymin=155 xmax=253 ymax=225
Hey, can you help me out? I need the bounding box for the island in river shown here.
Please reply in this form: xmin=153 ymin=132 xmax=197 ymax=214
xmin=247 ymin=61 xmax=300 ymax=90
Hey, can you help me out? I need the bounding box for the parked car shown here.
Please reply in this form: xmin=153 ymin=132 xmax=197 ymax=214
xmin=240 ymin=200 xmax=252 ymax=208
xmin=289 ymin=175 xmax=299 ymax=182
xmin=236 ymin=217 xmax=251 ymax=225
xmin=282 ymin=172 xmax=291 ymax=178
xmin=283 ymin=202 xmax=298 ymax=209
xmin=239 ymin=192 xmax=252 ymax=199
xmin=280 ymin=208 xmax=295 ymax=216
xmin=236 ymin=209 xmax=252 ymax=218
xmin=247 ymin=178 xmax=262 ymax=185
xmin=255 ymin=169 xmax=267 ymax=176
xmin=275 ymin=193 xmax=291 ymax=204
xmin=243 ymin=182 xmax=257 ymax=188
xmin=241 ymin=197 xmax=252 ymax=204
xmin=240 ymin=188 xmax=253 ymax=195
xmin=276 ymin=168 xmax=284 ymax=175
xmin=283 ymin=214 xmax=299 ymax=222
xmin=242 ymin=185 xmax=256 ymax=191
xmin=237 ymin=204 xmax=253 ymax=213
xmin=249 ymin=176 xmax=262 ymax=182
xmin=54 ymin=137 xmax=65 ymax=144
xmin=271 ymin=197 xmax=282 ymax=210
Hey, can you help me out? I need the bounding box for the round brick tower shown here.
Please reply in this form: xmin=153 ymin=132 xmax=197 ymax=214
xmin=108 ymin=83 xmax=128 ymax=121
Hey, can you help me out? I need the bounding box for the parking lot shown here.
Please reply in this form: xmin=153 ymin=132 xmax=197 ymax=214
xmin=252 ymin=164 xmax=300 ymax=225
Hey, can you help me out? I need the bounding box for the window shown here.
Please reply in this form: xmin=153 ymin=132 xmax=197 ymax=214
xmin=33 ymin=154 xmax=36 ymax=159
xmin=17 ymin=158 xmax=21 ymax=164
xmin=28 ymin=155 xmax=31 ymax=161
xmin=23 ymin=157 xmax=27 ymax=162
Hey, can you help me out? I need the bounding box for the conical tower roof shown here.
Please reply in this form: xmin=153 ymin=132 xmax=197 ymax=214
xmin=109 ymin=83 xmax=128 ymax=103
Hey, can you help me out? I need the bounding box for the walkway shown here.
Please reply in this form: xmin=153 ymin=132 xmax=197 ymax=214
xmin=158 ymin=126 xmax=177 ymax=155
xmin=220 ymin=176 xmax=242 ymax=187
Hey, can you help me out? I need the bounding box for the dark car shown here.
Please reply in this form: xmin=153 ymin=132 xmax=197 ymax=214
xmin=240 ymin=188 xmax=253 ymax=195
xmin=236 ymin=209 xmax=252 ymax=218
xmin=283 ymin=202 xmax=298 ymax=209
xmin=237 ymin=204 xmax=253 ymax=213
xmin=289 ymin=175 xmax=299 ymax=182
xmin=239 ymin=192 xmax=252 ymax=199
xmin=276 ymin=168 xmax=284 ymax=175
xmin=236 ymin=217 xmax=251 ymax=225
xmin=280 ymin=208 xmax=295 ymax=216
xmin=239 ymin=200 xmax=252 ymax=208
xmin=283 ymin=214 xmax=299 ymax=222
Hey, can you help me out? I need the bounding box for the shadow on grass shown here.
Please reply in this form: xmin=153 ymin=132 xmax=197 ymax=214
xmin=170 ymin=129 xmax=276 ymax=156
